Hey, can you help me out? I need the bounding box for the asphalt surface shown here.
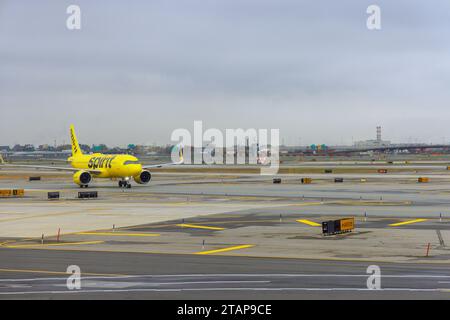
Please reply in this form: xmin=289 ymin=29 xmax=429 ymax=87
xmin=2 ymin=167 xmax=450 ymax=299
xmin=0 ymin=248 xmax=450 ymax=299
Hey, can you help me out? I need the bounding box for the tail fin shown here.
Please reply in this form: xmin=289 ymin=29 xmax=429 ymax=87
xmin=70 ymin=124 xmax=83 ymax=157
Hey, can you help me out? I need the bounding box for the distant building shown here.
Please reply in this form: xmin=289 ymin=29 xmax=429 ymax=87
xmin=12 ymin=144 xmax=35 ymax=152
xmin=92 ymin=144 xmax=108 ymax=153
xmin=79 ymin=144 xmax=91 ymax=153
xmin=38 ymin=144 xmax=56 ymax=151
xmin=354 ymin=126 xmax=391 ymax=148
xmin=56 ymin=144 xmax=71 ymax=152
xmin=0 ymin=146 xmax=10 ymax=152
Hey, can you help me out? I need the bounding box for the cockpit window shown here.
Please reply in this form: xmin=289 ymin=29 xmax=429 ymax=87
xmin=123 ymin=160 xmax=141 ymax=165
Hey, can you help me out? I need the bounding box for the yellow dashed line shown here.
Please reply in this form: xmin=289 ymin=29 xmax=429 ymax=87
xmin=4 ymin=241 xmax=104 ymax=248
xmin=76 ymin=232 xmax=160 ymax=237
xmin=296 ymin=219 xmax=321 ymax=227
xmin=389 ymin=218 xmax=428 ymax=227
xmin=195 ymin=244 xmax=254 ymax=255
xmin=291 ymin=202 xmax=324 ymax=206
xmin=176 ymin=224 xmax=225 ymax=231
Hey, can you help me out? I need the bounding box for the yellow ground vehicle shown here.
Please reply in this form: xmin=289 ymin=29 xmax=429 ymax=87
xmin=339 ymin=218 xmax=355 ymax=232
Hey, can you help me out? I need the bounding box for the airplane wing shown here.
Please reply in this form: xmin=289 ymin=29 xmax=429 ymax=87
xmin=2 ymin=159 xmax=177 ymax=172
xmin=142 ymin=145 xmax=184 ymax=169
xmin=142 ymin=159 xmax=184 ymax=169
xmin=0 ymin=158 xmax=102 ymax=174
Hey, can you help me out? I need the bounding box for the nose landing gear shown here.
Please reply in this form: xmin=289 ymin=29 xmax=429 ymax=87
xmin=118 ymin=180 xmax=131 ymax=188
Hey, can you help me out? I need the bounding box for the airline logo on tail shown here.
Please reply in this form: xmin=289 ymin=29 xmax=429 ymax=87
xmin=70 ymin=124 xmax=82 ymax=156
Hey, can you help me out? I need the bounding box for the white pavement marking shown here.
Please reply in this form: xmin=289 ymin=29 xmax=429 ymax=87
xmin=2 ymin=273 xmax=450 ymax=282
xmin=0 ymin=287 xmax=450 ymax=295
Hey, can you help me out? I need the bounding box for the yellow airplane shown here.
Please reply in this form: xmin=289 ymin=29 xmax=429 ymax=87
xmin=0 ymin=125 xmax=183 ymax=188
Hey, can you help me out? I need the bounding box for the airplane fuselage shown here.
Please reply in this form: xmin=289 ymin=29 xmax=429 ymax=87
xmin=68 ymin=153 xmax=143 ymax=179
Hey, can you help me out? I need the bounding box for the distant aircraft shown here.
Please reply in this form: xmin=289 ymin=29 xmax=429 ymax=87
xmin=0 ymin=125 xmax=184 ymax=188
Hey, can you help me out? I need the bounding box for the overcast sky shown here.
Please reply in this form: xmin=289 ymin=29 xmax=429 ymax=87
xmin=1 ymin=0 xmax=450 ymax=146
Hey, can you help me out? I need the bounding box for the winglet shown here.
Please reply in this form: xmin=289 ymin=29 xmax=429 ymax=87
xmin=70 ymin=124 xmax=83 ymax=157
xmin=179 ymin=145 xmax=184 ymax=164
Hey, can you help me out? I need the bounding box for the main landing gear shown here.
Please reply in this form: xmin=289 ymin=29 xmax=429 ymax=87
xmin=118 ymin=180 xmax=131 ymax=188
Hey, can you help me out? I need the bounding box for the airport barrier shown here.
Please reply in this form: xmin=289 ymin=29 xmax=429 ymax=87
xmin=377 ymin=169 xmax=388 ymax=174
xmin=322 ymin=217 xmax=355 ymax=236
xmin=334 ymin=178 xmax=344 ymax=183
xmin=0 ymin=190 xmax=12 ymax=197
xmin=0 ymin=189 xmax=24 ymax=198
xmin=339 ymin=218 xmax=355 ymax=232
xmin=324 ymin=169 xmax=333 ymax=174
xmin=48 ymin=192 xmax=60 ymax=200
xmin=301 ymin=178 xmax=312 ymax=184
xmin=78 ymin=191 xmax=98 ymax=199
xmin=273 ymin=178 xmax=281 ymax=184
xmin=12 ymin=189 xmax=24 ymax=197
xmin=418 ymin=177 xmax=429 ymax=183
xmin=29 ymin=176 xmax=41 ymax=181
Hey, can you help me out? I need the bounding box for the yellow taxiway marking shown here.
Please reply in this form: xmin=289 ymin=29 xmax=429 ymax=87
xmin=4 ymin=241 xmax=104 ymax=248
xmin=176 ymin=224 xmax=225 ymax=231
xmin=0 ymin=268 xmax=124 ymax=277
xmin=296 ymin=219 xmax=321 ymax=227
xmin=291 ymin=202 xmax=324 ymax=206
xmin=76 ymin=232 xmax=160 ymax=237
xmin=389 ymin=219 xmax=428 ymax=227
xmin=121 ymin=219 xmax=282 ymax=231
xmin=195 ymin=244 xmax=254 ymax=255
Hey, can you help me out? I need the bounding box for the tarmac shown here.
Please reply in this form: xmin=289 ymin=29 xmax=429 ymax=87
xmin=1 ymin=164 xmax=450 ymax=299
xmin=1 ymin=249 xmax=450 ymax=299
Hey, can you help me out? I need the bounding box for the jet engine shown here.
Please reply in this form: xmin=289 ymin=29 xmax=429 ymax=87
xmin=133 ymin=170 xmax=151 ymax=184
xmin=73 ymin=170 xmax=92 ymax=186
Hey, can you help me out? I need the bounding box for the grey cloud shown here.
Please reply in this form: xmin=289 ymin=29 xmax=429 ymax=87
xmin=1 ymin=0 xmax=450 ymax=146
